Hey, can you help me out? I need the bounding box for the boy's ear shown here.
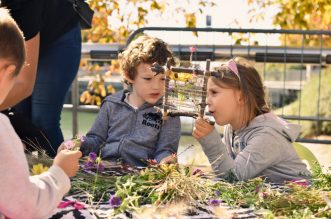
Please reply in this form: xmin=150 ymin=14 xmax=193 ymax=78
xmin=123 ymin=72 xmax=134 ymax=84
xmin=6 ymin=64 xmax=16 ymax=75
xmin=0 ymin=65 xmax=16 ymax=84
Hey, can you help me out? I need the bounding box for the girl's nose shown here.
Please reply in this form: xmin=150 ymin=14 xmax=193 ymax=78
xmin=206 ymin=95 xmax=211 ymax=105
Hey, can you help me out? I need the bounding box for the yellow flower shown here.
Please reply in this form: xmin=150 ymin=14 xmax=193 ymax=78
xmin=168 ymin=72 xmax=193 ymax=82
xmin=31 ymin=163 xmax=49 ymax=175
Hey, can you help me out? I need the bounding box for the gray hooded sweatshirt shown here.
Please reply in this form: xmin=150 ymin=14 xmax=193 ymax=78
xmin=81 ymin=90 xmax=181 ymax=166
xmin=198 ymin=112 xmax=311 ymax=183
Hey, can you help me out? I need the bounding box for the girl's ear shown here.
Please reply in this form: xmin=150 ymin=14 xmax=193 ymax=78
xmin=236 ymin=90 xmax=245 ymax=105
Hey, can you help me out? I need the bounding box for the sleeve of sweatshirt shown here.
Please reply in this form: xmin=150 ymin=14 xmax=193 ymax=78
xmin=198 ymin=129 xmax=234 ymax=177
xmin=199 ymin=128 xmax=281 ymax=181
xmin=0 ymin=114 xmax=70 ymax=219
xmin=80 ymin=102 xmax=110 ymax=155
xmin=154 ymin=116 xmax=181 ymax=163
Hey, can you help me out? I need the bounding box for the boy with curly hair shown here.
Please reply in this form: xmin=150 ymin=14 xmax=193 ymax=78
xmin=77 ymin=35 xmax=181 ymax=166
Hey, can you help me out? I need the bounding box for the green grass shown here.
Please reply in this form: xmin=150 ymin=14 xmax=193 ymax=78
xmin=275 ymin=69 xmax=331 ymax=137
xmin=61 ymin=110 xmax=97 ymax=139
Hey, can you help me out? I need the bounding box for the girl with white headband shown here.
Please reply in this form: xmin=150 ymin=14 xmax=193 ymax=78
xmin=192 ymin=57 xmax=311 ymax=183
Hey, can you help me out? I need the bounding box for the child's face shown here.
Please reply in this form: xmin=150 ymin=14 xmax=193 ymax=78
xmin=128 ymin=63 xmax=165 ymax=106
xmin=206 ymin=78 xmax=243 ymax=129
xmin=0 ymin=59 xmax=17 ymax=104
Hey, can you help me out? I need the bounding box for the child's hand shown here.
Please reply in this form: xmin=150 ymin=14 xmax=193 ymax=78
xmin=160 ymin=154 xmax=177 ymax=164
xmin=192 ymin=117 xmax=214 ymax=139
xmin=57 ymin=142 xmax=67 ymax=154
xmin=53 ymin=150 xmax=82 ymax=177
xmin=57 ymin=140 xmax=82 ymax=154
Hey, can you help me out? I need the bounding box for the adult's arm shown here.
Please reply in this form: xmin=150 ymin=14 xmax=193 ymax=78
xmin=0 ymin=33 xmax=39 ymax=110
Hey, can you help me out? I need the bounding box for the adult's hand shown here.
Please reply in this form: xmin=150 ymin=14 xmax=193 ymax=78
xmin=0 ymin=33 xmax=40 ymax=110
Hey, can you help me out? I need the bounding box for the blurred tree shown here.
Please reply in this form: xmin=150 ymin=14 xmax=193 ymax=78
xmin=248 ymin=0 xmax=331 ymax=47
xmin=83 ymin=0 xmax=216 ymax=43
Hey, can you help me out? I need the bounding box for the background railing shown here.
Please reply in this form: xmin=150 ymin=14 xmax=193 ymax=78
xmin=65 ymin=27 xmax=331 ymax=144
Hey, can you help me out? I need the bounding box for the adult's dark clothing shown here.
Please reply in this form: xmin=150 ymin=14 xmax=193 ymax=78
xmin=1 ymin=0 xmax=82 ymax=157
xmin=1 ymin=0 xmax=79 ymax=46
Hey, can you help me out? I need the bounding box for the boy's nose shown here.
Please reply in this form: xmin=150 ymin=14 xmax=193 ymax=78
xmin=152 ymin=81 xmax=162 ymax=89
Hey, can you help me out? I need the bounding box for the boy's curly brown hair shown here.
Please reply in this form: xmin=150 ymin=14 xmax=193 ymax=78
xmin=119 ymin=35 xmax=175 ymax=84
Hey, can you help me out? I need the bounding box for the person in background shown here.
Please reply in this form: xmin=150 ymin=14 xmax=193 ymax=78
xmin=0 ymin=0 xmax=82 ymax=157
xmin=0 ymin=8 xmax=82 ymax=219
xmin=193 ymin=57 xmax=311 ymax=183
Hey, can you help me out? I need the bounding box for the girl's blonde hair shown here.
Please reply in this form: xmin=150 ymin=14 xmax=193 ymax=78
xmin=211 ymin=57 xmax=270 ymax=126
xmin=119 ymin=35 xmax=175 ymax=84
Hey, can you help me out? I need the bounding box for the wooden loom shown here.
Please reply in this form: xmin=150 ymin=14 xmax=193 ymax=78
xmin=152 ymin=59 xmax=217 ymax=125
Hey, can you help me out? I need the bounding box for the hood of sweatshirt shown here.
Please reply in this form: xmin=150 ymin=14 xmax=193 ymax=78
xmin=103 ymin=90 xmax=163 ymax=110
xmin=235 ymin=112 xmax=300 ymax=142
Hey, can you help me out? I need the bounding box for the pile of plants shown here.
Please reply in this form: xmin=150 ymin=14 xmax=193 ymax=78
xmin=27 ymin=138 xmax=331 ymax=218
xmin=64 ymin=155 xmax=331 ymax=218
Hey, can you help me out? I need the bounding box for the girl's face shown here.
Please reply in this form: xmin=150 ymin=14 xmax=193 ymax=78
xmin=126 ymin=63 xmax=165 ymax=107
xmin=0 ymin=59 xmax=16 ymax=104
xmin=206 ymin=78 xmax=244 ymax=130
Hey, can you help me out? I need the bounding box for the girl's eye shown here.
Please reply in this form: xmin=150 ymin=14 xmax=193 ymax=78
xmin=143 ymin=77 xmax=152 ymax=81
xmin=209 ymin=90 xmax=218 ymax=95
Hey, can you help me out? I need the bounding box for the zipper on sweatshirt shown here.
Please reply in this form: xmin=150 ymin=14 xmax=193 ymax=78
xmin=118 ymin=108 xmax=138 ymax=155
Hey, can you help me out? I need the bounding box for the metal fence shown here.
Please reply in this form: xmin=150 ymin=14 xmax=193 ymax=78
xmin=65 ymin=27 xmax=331 ymax=144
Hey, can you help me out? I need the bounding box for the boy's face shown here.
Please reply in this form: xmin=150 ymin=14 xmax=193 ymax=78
xmin=0 ymin=59 xmax=17 ymax=104
xmin=127 ymin=63 xmax=165 ymax=106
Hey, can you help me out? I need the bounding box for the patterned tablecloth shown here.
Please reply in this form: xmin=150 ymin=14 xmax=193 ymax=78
xmin=49 ymin=195 xmax=259 ymax=219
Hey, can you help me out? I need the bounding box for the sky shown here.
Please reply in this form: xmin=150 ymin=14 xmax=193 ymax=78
xmin=108 ymin=0 xmax=281 ymax=45
xmin=147 ymin=0 xmax=277 ymax=28
xmin=145 ymin=0 xmax=281 ymax=46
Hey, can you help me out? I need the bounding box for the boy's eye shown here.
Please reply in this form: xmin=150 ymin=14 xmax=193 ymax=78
xmin=143 ymin=77 xmax=152 ymax=81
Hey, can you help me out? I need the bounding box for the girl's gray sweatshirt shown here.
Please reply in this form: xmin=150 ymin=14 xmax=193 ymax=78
xmin=81 ymin=90 xmax=181 ymax=166
xmin=198 ymin=112 xmax=311 ymax=183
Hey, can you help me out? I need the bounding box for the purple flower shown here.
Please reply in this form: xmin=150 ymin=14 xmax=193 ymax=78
xmin=215 ymin=191 xmax=221 ymax=196
xmin=209 ymin=199 xmax=221 ymax=206
xmin=83 ymin=161 xmax=95 ymax=171
xmin=109 ymin=195 xmax=121 ymax=207
xmin=96 ymin=162 xmax=105 ymax=173
xmin=79 ymin=135 xmax=85 ymax=142
xmin=167 ymin=85 xmax=174 ymax=92
xmin=64 ymin=140 xmax=75 ymax=150
xmin=88 ymin=152 xmax=97 ymax=161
